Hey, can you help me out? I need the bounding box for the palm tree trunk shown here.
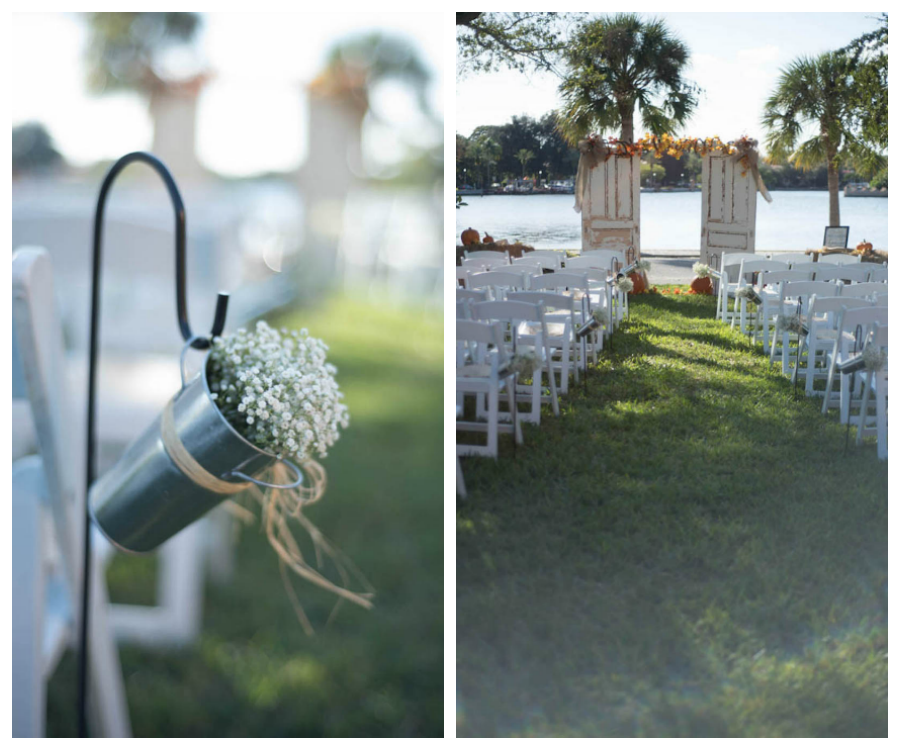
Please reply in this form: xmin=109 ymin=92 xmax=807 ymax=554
xmin=619 ymin=103 xmax=634 ymax=143
xmin=826 ymin=152 xmax=840 ymax=227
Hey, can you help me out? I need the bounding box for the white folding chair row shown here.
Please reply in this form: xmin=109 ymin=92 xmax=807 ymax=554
xmin=470 ymin=272 xmax=594 ymax=377
xmin=456 ymin=319 xmax=523 ymax=457
xmin=821 ymin=305 xmax=889 ymax=424
xmin=742 ymin=276 xmax=887 ymax=362
xmin=867 ymin=264 xmax=888 ymax=283
xmin=739 ymin=262 xmax=887 ymax=355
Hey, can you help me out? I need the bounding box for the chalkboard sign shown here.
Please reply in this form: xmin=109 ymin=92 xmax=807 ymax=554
xmin=823 ymin=226 xmax=849 ymax=248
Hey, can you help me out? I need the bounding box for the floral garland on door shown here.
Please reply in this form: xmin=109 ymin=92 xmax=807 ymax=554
xmin=575 ymin=134 xmax=773 ymax=212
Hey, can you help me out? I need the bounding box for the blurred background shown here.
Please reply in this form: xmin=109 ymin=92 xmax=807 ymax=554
xmin=12 ymin=12 xmax=443 ymax=737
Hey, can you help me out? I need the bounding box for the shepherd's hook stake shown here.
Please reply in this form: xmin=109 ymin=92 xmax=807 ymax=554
xmin=80 ymin=152 xmax=230 ymax=737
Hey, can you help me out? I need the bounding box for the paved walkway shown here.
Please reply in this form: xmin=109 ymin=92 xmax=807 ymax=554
xmin=641 ymin=253 xmax=698 ymax=285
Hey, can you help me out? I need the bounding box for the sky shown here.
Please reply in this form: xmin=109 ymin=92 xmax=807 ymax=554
xmin=12 ymin=12 xmax=444 ymax=176
xmin=456 ymin=12 xmax=882 ymax=153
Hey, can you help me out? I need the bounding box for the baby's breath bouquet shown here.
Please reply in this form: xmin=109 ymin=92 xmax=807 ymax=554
xmin=207 ymin=321 xmax=349 ymax=461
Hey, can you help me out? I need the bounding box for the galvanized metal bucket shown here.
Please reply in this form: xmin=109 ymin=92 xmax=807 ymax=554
xmin=90 ymin=343 xmax=303 ymax=553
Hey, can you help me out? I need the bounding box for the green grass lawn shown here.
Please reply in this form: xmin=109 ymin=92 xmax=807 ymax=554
xmin=48 ymin=293 xmax=443 ymax=737
xmin=457 ymin=290 xmax=887 ymax=738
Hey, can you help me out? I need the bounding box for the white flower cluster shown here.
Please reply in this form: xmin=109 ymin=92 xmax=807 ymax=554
xmin=207 ymin=321 xmax=349 ymax=460
xmin=634 ymin=259 xmax=652 ymax=272
xmin=692 ymin=262 xmax=711 ymax=278
xmin=615 ymin=276 xmax=634 ymax=293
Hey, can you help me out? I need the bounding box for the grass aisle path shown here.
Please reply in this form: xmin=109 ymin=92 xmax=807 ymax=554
xmin=457 ymin=291 xmax=887 ymax=738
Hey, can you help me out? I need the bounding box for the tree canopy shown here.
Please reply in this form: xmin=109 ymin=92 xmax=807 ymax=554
xmin=840 ymin=13 xmax=887 ymax=150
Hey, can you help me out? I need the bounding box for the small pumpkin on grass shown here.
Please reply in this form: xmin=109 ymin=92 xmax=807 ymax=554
xmin=627 ymin=259 xmax=651 ymax=295
xmin=689 ymin=262 xmax=714 ymax=295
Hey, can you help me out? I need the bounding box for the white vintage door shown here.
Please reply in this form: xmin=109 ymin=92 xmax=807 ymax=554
xmin=701 ymin=152 xmax=758 ymax=265
xmin=582 ymin=154 xmax=641 ymax=258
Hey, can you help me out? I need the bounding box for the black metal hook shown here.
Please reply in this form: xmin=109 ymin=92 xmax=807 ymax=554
xmin=91 ymin=151 xmax=229 ymax=348
xmin=79 ymin=152 xmax=229 ymax=736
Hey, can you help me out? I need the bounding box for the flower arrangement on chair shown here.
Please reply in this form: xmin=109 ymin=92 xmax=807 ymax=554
xmin=690 ymin=262 xmax=714 ymax=295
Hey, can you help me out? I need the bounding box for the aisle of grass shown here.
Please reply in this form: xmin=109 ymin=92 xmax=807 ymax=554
xmin=457 ymin=291 xmax=887 ymax=738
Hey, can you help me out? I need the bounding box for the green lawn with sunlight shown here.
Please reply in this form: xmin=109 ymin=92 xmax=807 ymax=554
xmin=457 ymin=290 xmax=887 ymax=738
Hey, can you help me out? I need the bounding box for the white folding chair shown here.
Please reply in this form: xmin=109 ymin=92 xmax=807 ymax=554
xmin=821 ymin=305 xmax=889 ymax=423
xmin=456 ymin=320 xmax=523 ymax=457
xmin=813 ymin=265 xmax=872 ymax=284
xmin=839 ymin=282 xmax=887 ymax=300
xmin=765 ymin=252 xmax=812 ymax=265
xmin=530 ymin=272 xmax=594 ymax=372
xmin=577 ymin=250 xmax=626 ymax=318
xmin=792 ymin=296 xmax=874 ymax=397
xmin=733 ymin=258 xmax=789 ymax=347
xmin=521 ymin=250 xmax=564 ymax=270
xmin=753 ymin=269 xmax=814 ymax=355
xmin=464 ymin=249 xmax=511 ymax=264
xmin=456 ymin=456 xmax=467 ymax=498
xmin=472 ymin=300 xmax=560 ymax=425
xmin=767 ymin=280 xmax=840 ymax=374
xmin=818 ymin=253 xmax=861 ymax=266
xmin=566 ymin=255 xmax=623 ymax=329
xmin=866 ymin=264 xmax=888 ymax=283
xmin=715 ymin=252 xmax=759 ymax=324
xmin=507 ymin=291 xmax=579 ymax=394
xmin=468 ymin=269 xmax=533 ymax=299
xmin=854 ymin=322 xmax=888 ymax=460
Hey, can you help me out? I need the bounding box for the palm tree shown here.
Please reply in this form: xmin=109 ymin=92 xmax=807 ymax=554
xmin=468 ymin=136 xmax=501 ymax=189
xmin=762 ymin=51 xmax=886 ymax=227
xmin=516 ymin=148 xmax=534 ymax=179
xmin=557 ymin=14 xmax=697 ymax=145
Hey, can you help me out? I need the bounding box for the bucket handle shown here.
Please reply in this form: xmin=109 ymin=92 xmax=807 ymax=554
xmin=224 ymin=459 xmax=305 ymax=490
xmin=179 ymin=338 xmax=305 ymax=490
xmin=180 ymin=336 xmax=206 ymax=390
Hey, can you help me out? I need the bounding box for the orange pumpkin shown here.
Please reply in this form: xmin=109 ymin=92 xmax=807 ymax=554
xmin=628 ymin=271 xmax=646 ymax=295
xmin=690 ymin=276 xmax=714 ymax=295
xmin=461 ymin=228 xmax=480 ymax=246
xmin=483 ymin=234 xmax=494 ymax=244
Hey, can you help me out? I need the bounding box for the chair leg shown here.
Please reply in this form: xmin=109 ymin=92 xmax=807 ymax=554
xmin=875 ymin=371 xmax=887 ymax=460
xmin=487 ymin=383 xmax=499 ymax=458
xmin=856 ymin=373 xmax=872 ymax=447
xmin=456 ymin=457 xmax=466 ymax=498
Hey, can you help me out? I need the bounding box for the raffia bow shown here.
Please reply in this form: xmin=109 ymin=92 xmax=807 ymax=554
xmin=729 ymin=138 xmax=773 ymax=203
xmin=574 ymin=135 xmax=612 ymax=214
xmin=227 ymin=460 xmax=375 ymax=635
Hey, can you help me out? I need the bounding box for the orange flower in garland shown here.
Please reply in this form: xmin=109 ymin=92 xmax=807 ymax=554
xmin=575 ymin=134 xmax=772 ymax=206
xmin=582 ymin=134 xmax=755 ymax=160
